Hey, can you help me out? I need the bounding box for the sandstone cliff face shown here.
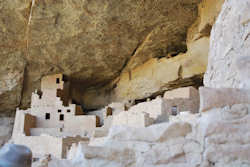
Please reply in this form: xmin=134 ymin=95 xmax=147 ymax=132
xmin=204 ymin=0 xmax=250 ymax=88
xmin=80 ymin=0 xmax=224 ymax=109
xmin=0 ymin=0 xmax=225 ymax=112
xmin=0 ymin=0 xmax=203 ymax=113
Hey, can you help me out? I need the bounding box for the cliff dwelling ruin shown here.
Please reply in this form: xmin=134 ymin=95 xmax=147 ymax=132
xmin=2 ymin=0 xmax=250 ymax=166
xmin=10 ymin=73 xmax=200 ymax=159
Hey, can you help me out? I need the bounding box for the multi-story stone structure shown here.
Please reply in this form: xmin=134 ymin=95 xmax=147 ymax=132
xmin=12 ymin=74 xmax=98 ymax=158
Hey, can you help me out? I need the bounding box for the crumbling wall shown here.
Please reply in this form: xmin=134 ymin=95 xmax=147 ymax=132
xmin=12 ymin=110 xmax=35 ymax=138
xmin=62 ymin=136 xmax=89 ymax=158
xmin=128 ymin=97 xmax=168 ymax=123
xmin=23 ymin=114 xmax=36 ymax=136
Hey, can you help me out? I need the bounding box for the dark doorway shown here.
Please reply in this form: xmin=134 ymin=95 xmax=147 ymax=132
xmin=45 ymin=113 xmax=50 ymax=120
xmin=59 ymin=114 xmax=64 ymax=121
xmin=56 ymin=78 xmax=60 ymax=84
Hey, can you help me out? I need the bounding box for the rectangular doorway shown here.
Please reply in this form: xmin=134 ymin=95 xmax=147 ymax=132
xmin=59 ymin=114 xmax=64 ymax=121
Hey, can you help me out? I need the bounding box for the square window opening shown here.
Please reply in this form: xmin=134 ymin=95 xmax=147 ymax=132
xmin=67 ymin=109 xmax=71 ymax=113
xmin=59 ymin=114 xmax=64 ymax=121
xmin=58 ymin=109 xmax=62 ymax=113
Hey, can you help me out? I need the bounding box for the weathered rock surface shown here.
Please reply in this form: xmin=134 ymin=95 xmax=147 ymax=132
xmin=80 ymin=0 xmax=224 ymax=109
xmin=0 ymin=117 xmax=14 ymax=146
xmin=204 ymin=0 xmax=250 ymax=88
xmin=199 ymin=87 xmax=250 ymax=112
xmin=0 ymin=55 xmax=26 ymax=113
xmin=197 ymin=104 xmax=250 ymax=166
xmin=0 ymin=0 xmax=202 ymax=113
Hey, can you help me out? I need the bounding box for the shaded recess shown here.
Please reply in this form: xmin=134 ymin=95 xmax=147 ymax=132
xmin=0 ymin=0 xmax=202 ymax=112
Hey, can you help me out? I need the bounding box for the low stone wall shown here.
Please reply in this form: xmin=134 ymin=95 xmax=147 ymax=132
xmin=112 ymin=111 xmax=154 ymax=128
xmin=30 ymin=128 xmax=61 ymax=136
xmin=14 ymin=135 xmax=63 ymax=158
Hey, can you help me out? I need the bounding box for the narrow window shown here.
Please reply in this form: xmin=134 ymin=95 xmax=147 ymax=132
xmin=58 ymin=109 xmax=62 ymax=113
xmin=171 ymin=106 xmax=178 ymax=116
xmin=59 ymin=114 xmax=64 ymax=121
xmin=67 ymin=109 xmax=71 ymax=113
xmin=37 ymin=90 xmax=43 ymax=99
xmin=56 ymin=78 xmax=60 ymax=84
xmin=45 ymin=113 xmax=50 ymax=120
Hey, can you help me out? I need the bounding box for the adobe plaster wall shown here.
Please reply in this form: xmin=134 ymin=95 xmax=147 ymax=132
xmin=112 ymin=111 xmax=154 ymax=128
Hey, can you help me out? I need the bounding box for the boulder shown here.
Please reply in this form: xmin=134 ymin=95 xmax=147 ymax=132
xmin=0 ymin=144 xmax=32 ymax=167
